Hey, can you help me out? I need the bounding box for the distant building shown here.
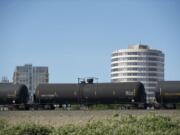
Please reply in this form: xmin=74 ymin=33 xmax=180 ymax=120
xmin=111 ymin=44 xmax=164 ymax=102
xmin=13 ymin=64 xmax=49 ymax=101
xmin=1 ymin=76 xmax=9 ymax=83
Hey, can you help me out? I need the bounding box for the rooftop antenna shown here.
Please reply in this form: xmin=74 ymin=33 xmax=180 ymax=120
xmin=1 ymin=76 xmax=9 ymax=83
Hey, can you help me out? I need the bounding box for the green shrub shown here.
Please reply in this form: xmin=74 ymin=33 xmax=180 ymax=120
xmin=0 ymin=114 xmax=180 ymax=135
xmin=0 ymin=123 xmax=52 ymax=135
xmin=0 ymin=119 xmax=8 ymax=130
xmin=113 ymin=113 xmax=119 ymax=117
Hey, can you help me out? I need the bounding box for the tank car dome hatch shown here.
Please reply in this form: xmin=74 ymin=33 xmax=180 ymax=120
xmin=87 ymin=78 xmax=94 ymax=84
xmin=0 ymin=83 xmax=29 ymax=104
xmin=80 ymin=81 xmax=86 ymax=84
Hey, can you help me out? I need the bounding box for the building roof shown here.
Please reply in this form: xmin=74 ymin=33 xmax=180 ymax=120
xmin=128 ymin=44 xmax=149 ymax=49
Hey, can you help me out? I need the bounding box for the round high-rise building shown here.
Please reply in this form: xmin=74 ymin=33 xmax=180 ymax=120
xmin=111 ymin=44 xmax=164 ymax=102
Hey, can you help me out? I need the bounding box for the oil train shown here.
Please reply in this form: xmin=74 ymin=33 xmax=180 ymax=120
xmin=0 ymin=80 xmax=180 ymax=110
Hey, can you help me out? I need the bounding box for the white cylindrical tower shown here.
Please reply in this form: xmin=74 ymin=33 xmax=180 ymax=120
xmin=111 ymin=44 xmax=164 ymax=102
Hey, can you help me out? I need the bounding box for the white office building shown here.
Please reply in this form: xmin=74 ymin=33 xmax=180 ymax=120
xmin=111 ymin=44 xmax=164 ymax=102
xmin=13 ymin=64 xmax=49 ymax=101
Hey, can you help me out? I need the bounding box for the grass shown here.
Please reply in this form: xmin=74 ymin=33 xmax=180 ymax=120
xmin=0 ymin=114 xmax=180 ymax=135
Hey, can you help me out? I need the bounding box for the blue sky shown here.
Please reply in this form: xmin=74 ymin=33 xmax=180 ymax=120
xmin=0 ymin=0 xmax=180 ymax=83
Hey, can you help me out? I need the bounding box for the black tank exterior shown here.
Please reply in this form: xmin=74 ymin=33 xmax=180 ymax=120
xmin=156 ymin=81 xmax=180 ymax=103
xmin=82 ymin=82 xmax=146 ymax=104
xmin=35 ymin=82 xmax=146 ymax=105
xmin=35 ymin=84 xmax=79 ymax=104
xmin=0 ymin=83 xmax=29 ymax=105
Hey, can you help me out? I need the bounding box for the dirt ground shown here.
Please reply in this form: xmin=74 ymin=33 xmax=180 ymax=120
xmin=0 ymin=110 xmax=180 ymax=126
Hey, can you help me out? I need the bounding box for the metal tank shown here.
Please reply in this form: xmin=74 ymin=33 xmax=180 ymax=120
xmin=82 ymin=82 xmax=146 ymax=104
xmin=35 ymin=84 xmax=79 ymax=104
xmin=35 ymin=82 xmax=146 ymax=105
xmin=156 ymin=81 xmax=180 ymax=103
xmin=0 ymin=83 xmax=29 ymax=105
